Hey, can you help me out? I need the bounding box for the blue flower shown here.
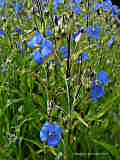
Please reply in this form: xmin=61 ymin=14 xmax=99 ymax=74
xmin=90 ymin=80 xmax=105 ymax=103
xmin=82 ymin=52 xmax=89 ymax=62
xmin=74 ymin=0 xmax=82 ymax=4
xmin=16 ymin=26 xmax=22 ymax=35
xmin=1 ymin=61 xmax=5 ymax=72
xmin=92 ymin=31 xmax=100 ymax=39
xmin=97 ymin=71 xmax=109 ymax=84
xmin=72 ymin=6 xmax=81 ymax=15
xmin=33 ymin=49 xmax=43 ymax=65
xmin=93 ymin=24 xmax=101 ymax=31
xmin=28 ymin=33 xmax=53 ymax=65
xmin=60 ymin=46 xmax=72 ymax=57
xmin=40 ymin=121 xmax=62 ymax=146
xmin=91 ymin=2 xmax=101 ymax=11
xmin=27 ymin=32 xmax=43 ymax=48
xmin=72 ymin=27 xmax=84 ymax=41
xmin=86 ymin=25 xmax=93 ymax=34
xmin=19 ymin=0 xmax=23 ymax=10
xmin=0 ymin=0 xmax=6 ymax=6
xmin=14 ymin=0 xmax=23 ymax=14
xmin=17 ymin=41 xmax=24 ymax=54
xmin=46 ymin=27 xmax=53 ymax=37
xmin=86 ymin=25 xmax=101 ymax=39
xmin=40 ymin=39 xmax=54 ymax=58
xmin=76 ymin=52 xmax=89 ymax=63
xmin=14 ymin=0 xmax=19 ymax=14
xmin=60 ymin=46 xmax=68 ymax=57
xmin=53 ymin=0 xmax=63 ymax=9
xmin=101 ymin=0 xmax=112 ymax=12
xmin=107 ymin=35 xmax=114 ymax=48
xmin=0 ymin=28 xmax=5 ymax=37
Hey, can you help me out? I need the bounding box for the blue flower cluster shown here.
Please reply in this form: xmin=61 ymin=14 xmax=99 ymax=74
xmin=27 ymin=32 xmax=53 ymax=65
xmin=90 ymin=71 xmax=109 ymax=103
xmin=86 ymin=24 xmax=101 ymax=39
xmin=40 ymin=121 xmax=62 ymax=146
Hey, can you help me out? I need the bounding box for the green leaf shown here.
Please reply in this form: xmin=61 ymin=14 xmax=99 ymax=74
xmin=92 ymin=139 xmax=120 ymax=160
xmin=72 ymin=111 xmax=89 ymax=128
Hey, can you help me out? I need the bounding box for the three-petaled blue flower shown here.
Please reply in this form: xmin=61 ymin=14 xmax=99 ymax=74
xmin=60 ymin=46 xmax=72 ymax=57
xmin=27 ymin=32 xmax=43 ymax=48
xmin=27 ymin=32 xmax=54 ymax=65
xmin=33 ymin=49 xmax=43 ymax=65
xmin=86 ymin=24 xmax=101 ymax=39
xmin=97 ymin=71 xmax=109 ymax=84
xmin=40 ymin=121 xmax=62 ymax=146
xmin=90 ymin=80 xmax=105 ymax=104
xmin=72 ymin=6 xmax=81 ymax=15
xmin=60 ymin=46 xmax=68 ymax=57
xmin=40 ymin=39 xmax=54 ymax=58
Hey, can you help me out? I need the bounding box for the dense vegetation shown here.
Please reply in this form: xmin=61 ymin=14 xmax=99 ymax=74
xmin=0 ymin=0 xmax=120 ymax=159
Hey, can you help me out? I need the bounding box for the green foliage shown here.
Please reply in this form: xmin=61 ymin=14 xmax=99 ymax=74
xmin=0 ymin=0 xmax=120 ymax=159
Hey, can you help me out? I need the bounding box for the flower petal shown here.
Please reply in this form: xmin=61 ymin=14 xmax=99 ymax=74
xmin=48 ymin=135 xmax=61 ymax=146
xmin=50 ymin=124 xmax=62 ymax=134
xmin=40 ymin=121 xmax=49 ymax=141
xmin=97 ymin=71 xmax=109 ymax=84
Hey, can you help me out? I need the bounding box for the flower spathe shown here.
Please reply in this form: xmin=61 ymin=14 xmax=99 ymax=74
xmin=40 ymin=121 xmax=62 ymax=146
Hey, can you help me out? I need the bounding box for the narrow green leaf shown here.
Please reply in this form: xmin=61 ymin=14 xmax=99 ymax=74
xmin=72 ymin=111 xmax=89 ymax=128
xmin=92 ymin=139 xmax=120 ymax=160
